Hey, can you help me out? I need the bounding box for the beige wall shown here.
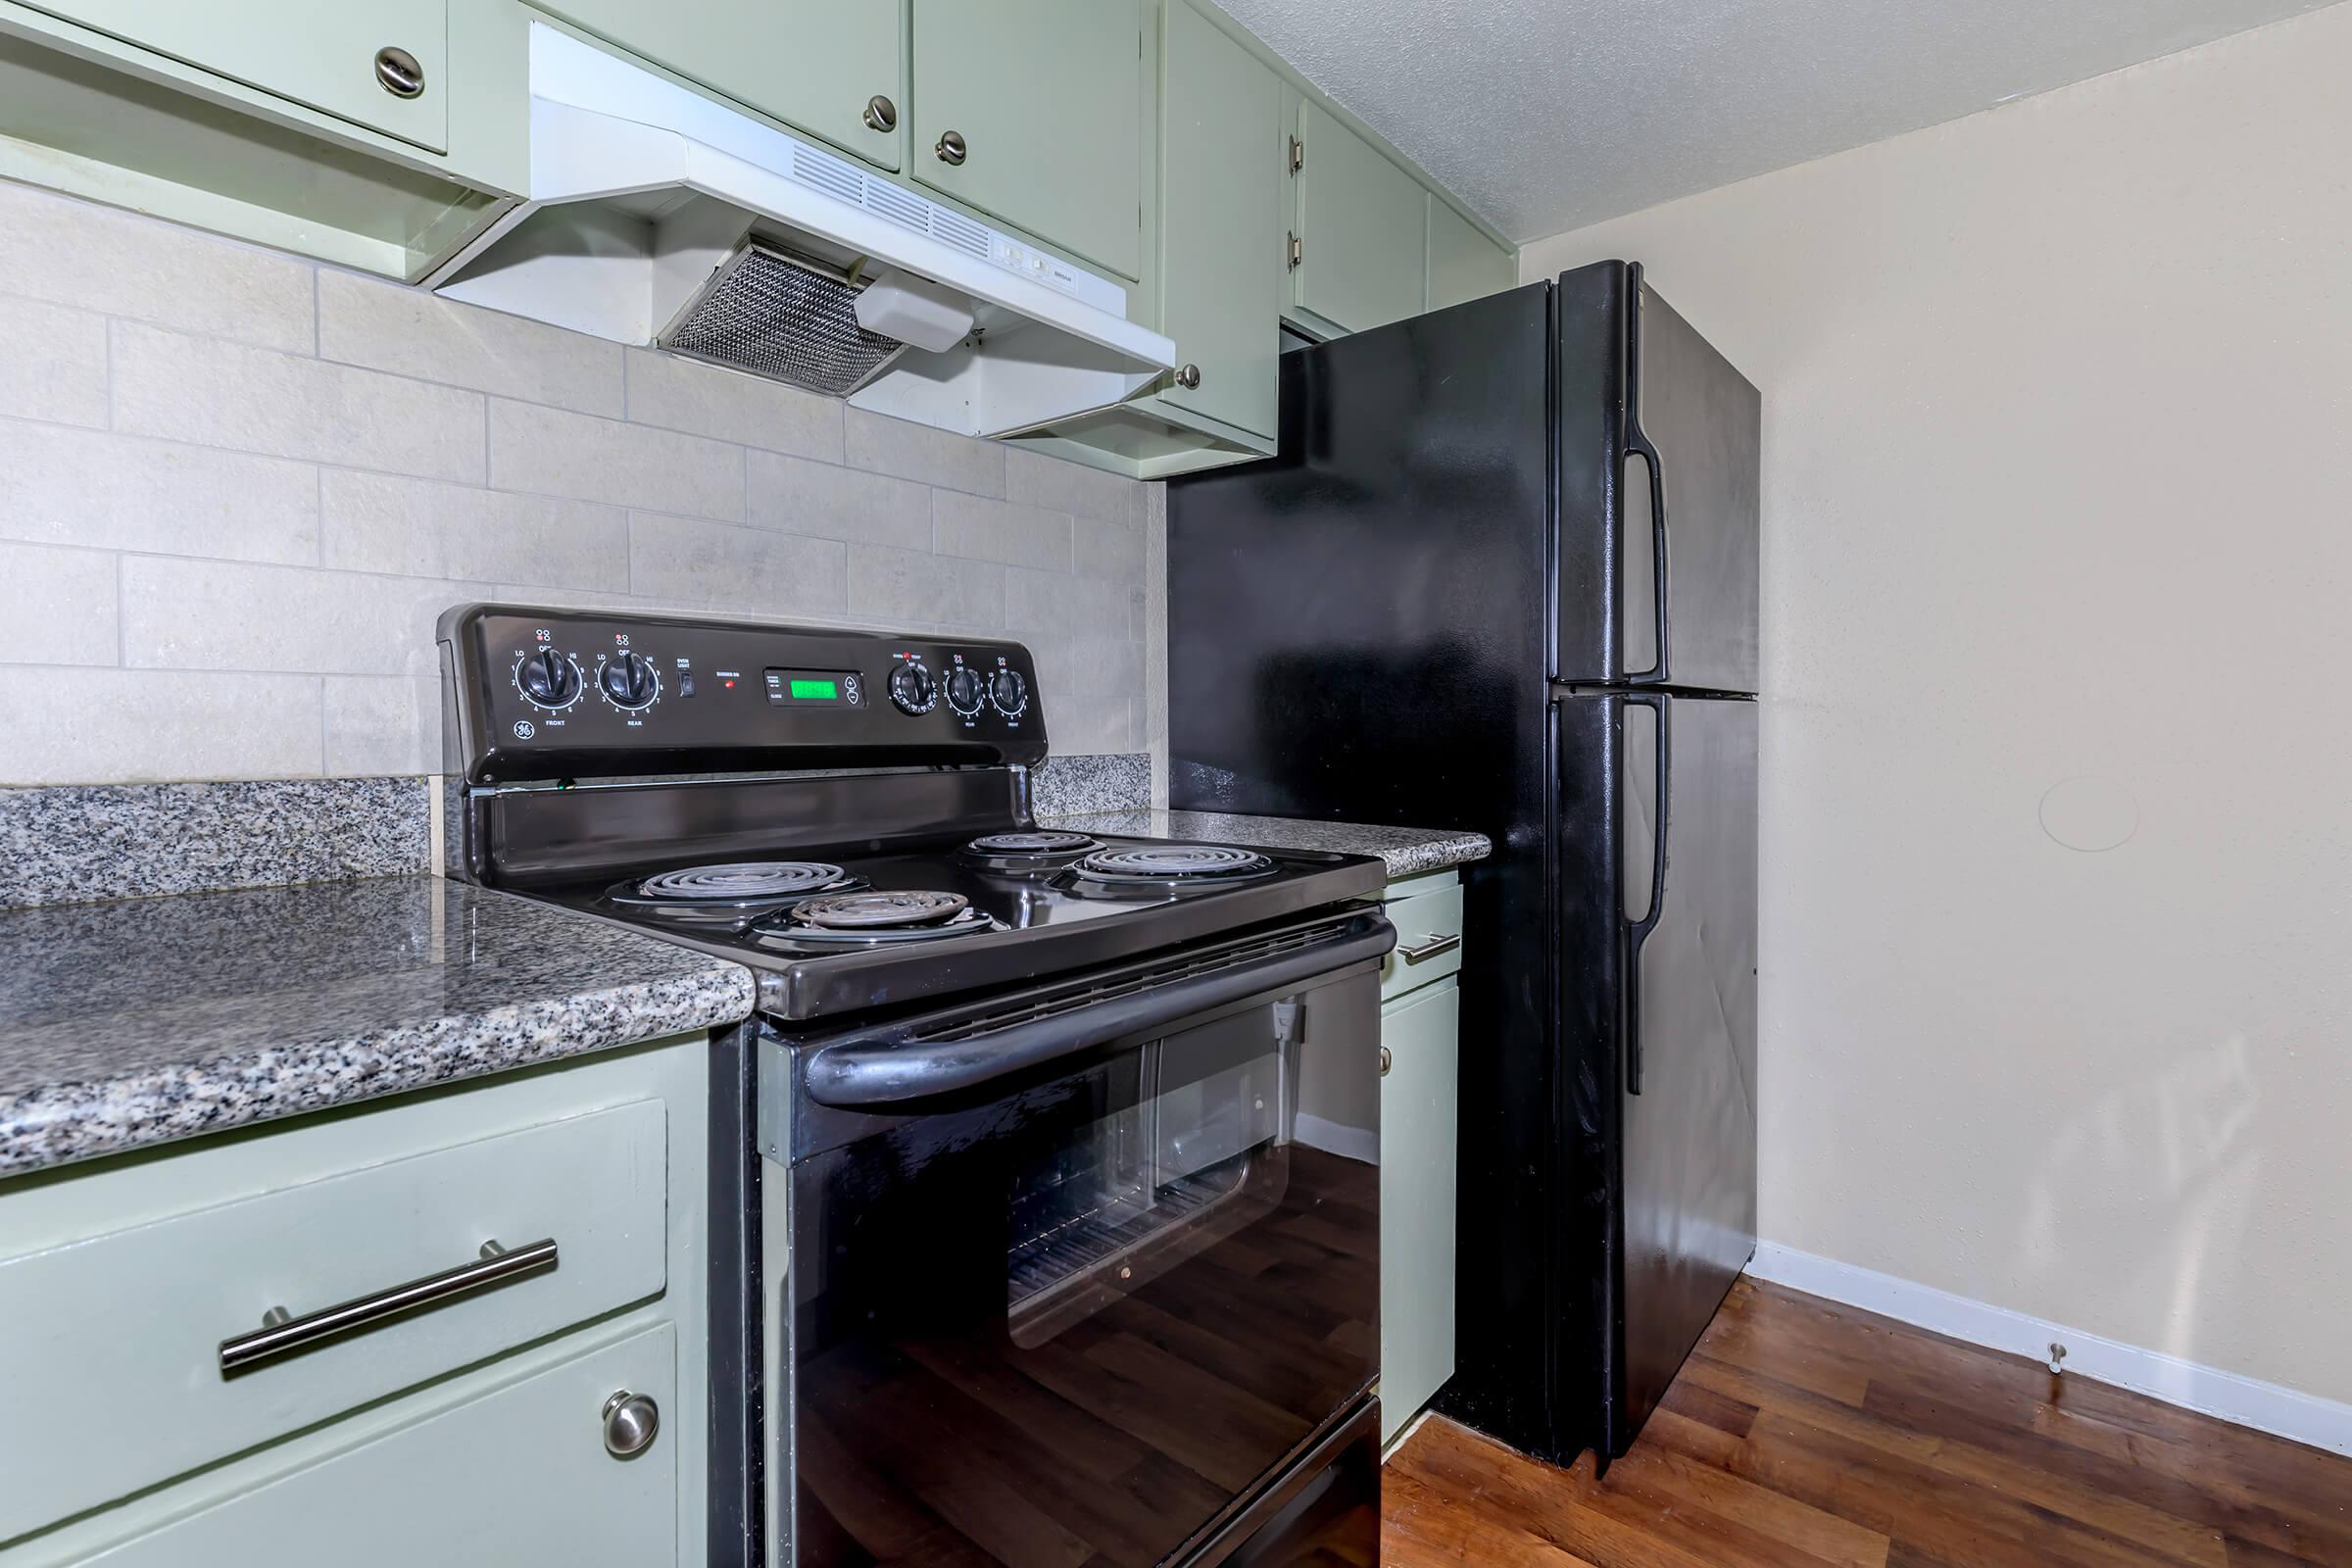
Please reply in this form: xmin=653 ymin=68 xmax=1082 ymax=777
xmin=1522 ymin=4 xmax=2352 ymax=1401
xmin=0 ymin=181 xmax=1153 ymax=784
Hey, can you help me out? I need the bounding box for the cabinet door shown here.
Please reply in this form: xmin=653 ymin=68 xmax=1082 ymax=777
xmin=1426 ymin=195 xmax=1515 ymax=313
xmin=910 ymin=0 xmax=1145 ymax=280
xmin=540 ymin=0 xmax=906 ymax=171
xmin=83 ymin=1326 xmax=676 ymax=1566
xmin=1294 ymin=100 xmax=1425 ymax=333
xmin=1159 ymin=0 xmax=1283 ymax=441
xmin=1379 ymin=980 xmax=1461 ymax=1442
xmin=24 ymin=0 xmax=449 ymax=150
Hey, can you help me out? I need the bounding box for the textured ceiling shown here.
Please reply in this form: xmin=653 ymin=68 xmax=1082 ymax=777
xmin=1218 ymin=0 xmax=2339 ymax=240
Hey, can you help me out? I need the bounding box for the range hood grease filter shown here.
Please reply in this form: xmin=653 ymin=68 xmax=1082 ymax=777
xmin=662 ymin=243 xmax=911 ymax=400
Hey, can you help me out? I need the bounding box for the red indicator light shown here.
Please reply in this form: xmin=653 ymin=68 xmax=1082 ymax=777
xmin=723 ymin=679 xmax=735 ymax=688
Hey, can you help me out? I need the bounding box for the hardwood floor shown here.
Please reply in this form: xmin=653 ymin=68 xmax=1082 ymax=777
xmin=1383 ymin=1277 xmax=2352 ymax=1568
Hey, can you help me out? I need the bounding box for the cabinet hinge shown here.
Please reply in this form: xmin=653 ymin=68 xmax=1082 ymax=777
xmin=1289 ymin=135 xmax=1304 ymax=174
xmin=1288 ymin=231 xmax=1302 ymax=270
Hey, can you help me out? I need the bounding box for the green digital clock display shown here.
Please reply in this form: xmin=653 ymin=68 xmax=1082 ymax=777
xmin=763 ymin=667 xmax=863 ymax=708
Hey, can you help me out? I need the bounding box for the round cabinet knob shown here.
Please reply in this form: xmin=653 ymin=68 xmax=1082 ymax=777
xmin=602 ymin=1390 xmax=660 ymax=1458
xmin=988 ymin=668 xmax=1029 ymax=717
xmin=516 ymin=649 xmax=580 ymax=710
xmin=374 ymin=46 xmax=425 ymax=99
xmin=946 ymin=666 xmax=986 ymax=717
xmin=599 ymin=651 xmax=659 ymax=711
xmin=1174 ymin=364 xmax=1202 ymax=390
xmin=935 ymin=130 xmax=967 ymax=167
xmin=1379 ymin=1046 xmax=1394 ymax=1077
xmin=888 ymin=661 xmax=937 ymax=714
xmin=863 ymin=94 xmax=898 ymax=133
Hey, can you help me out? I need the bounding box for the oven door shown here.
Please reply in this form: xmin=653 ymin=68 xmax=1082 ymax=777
xmin=781 ymin=914 xmax=1390 ymax=1568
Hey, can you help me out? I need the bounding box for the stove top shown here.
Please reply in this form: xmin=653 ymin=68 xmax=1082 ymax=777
xmin=515 ymin=828 xmax=1382 ymax=1019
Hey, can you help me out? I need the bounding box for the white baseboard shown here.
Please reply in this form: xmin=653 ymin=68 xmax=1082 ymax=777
xmin=1745 ymin=1242 xmax=2352 ymax=1458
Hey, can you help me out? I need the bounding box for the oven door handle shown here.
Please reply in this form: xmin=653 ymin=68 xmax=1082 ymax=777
xmin=803 ymin=918 xmax=1397 ymax=1107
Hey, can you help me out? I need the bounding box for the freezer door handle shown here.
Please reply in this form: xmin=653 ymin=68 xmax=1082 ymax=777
xmin=1623 ymin=692 xmax=1671 ymax=1095
xmin=1624 ymin=264 xmax=1674 ymax=687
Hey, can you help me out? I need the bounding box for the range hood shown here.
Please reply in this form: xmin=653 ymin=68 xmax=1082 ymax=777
xmin=427 ymin=24 xmax=1174 ymax=438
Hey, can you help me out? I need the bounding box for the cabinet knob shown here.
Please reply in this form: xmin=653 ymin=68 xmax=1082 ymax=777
xmin=1379 ymin=1046 xmax=1394 ymax=1077
xmin=603 ymin=1390 xmax=661 ymax=1458
xmin=935 ymin=130 xmax=967 ymax=167
xmin=1174 ymin=363 xmax=1202 ymax=390
xmin=373 ymin=46 xmax=424 ymax=99
xmin=863 ymin=94 xmax=898 ymax=133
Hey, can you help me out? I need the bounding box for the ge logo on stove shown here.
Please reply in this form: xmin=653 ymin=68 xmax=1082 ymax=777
xmin=512 ymin=719 xmax=536 ymax=740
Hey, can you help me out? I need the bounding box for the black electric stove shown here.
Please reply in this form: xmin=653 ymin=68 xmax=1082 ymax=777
xmin=439 ymin=605 xmax=1393 ymax=1568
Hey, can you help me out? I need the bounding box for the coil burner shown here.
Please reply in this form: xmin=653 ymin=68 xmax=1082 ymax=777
xmin=762 ymin=889 xmax=1002 ymax=946
xmin=607 ymin=860 xmax=860 ymax=921
xmin=961 ymin=830 xmax=1103 ymax=876
xmin=1070 ymin=844 xmax=1277 ymax=887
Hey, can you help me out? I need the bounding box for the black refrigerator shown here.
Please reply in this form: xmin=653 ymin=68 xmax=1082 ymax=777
xmin=1166 ymin=261 xmax=1759 ymax=1466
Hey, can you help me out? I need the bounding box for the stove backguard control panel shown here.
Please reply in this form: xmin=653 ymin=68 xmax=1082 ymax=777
xmin=440 ymin=605 xmax=1049 ymax=781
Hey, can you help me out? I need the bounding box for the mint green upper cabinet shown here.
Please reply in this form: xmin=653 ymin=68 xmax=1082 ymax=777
xmin=1427 ymin=194 xmax=1515 ymax=313
xmin=1292 ymin=99 xmax=1424 ymax=334
xmin=536 ymin=0 xmax=906 ymax=171
xmin=909 ymin=0 xmax=1146 ymax=280
xmin=1158 ymin=0 xmax=1282 ymax=441
xmin=24 ymin=0 xmax=450 ymax=150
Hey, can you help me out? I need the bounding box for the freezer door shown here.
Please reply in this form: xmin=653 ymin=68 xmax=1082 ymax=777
xmin=1557 ymin=691 xmax=1757 ymax=1458
xmin=1556 ymin=263 xmax=1761 ymax=693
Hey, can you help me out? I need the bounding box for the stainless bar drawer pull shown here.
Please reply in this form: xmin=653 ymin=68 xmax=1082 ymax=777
xmin=1397 ymin=933 xmax=1461 ymax=965
xmin=219 ymin=1238 xmax=559 ymax=1376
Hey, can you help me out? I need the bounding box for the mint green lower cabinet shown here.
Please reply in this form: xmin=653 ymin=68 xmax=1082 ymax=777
xmin=0 ymin=1032 xmax=708 ymax=1566
xmin=535 ymin=0 xmax=906 ymax=171
xmin=1426 ymin=194 xmax=1516 ymax=313
xmin=80 ymin=1324 xmax=677 ymax=1567
xmin=1292 ymin=99 xmax=1427 ymax=336
xmin=1380 ymin=975 xmax=1461 ymax=1445
xmin=0 ymin=1099 xmax=667 ymax=1543
xmin=21 ymin=0 xmax=450 ymax=150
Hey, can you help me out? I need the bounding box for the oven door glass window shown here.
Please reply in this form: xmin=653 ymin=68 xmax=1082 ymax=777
xmin=791 ymin=970 xmax=1380 ymax=1568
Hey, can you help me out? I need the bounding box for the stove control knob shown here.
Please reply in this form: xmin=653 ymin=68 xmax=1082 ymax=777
xmin=888 ymin=660 xmax=937 ymax=713
xmin=516 ymin=649 xmax=582 ymax=710
xmin=946 ymin=665 xmax=986 ymax=717
xmin=599 ymin=651 xmax=660 ymax=711
xmin=988 ymin=667 xmax=1028 ymax=718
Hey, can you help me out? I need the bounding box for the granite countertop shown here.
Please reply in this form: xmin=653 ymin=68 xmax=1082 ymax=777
xmin=1045 ymin=808 xmax=1492 ymax=881
xmin=0 ymin=877 xmax=756 ymax=1178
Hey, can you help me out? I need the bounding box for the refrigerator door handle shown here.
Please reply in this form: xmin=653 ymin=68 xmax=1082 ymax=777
xmin=1623 ymin=692 xmax=1670 ymax=1095
xmin=1624 ymin=265 xmax=1673 ymax=687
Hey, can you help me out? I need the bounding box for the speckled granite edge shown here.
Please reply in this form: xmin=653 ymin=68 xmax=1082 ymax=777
xmin=1032 ymin=754 xmax=1152 ymax=816
xmin=0 ymin=778 xmax=432 ymax=909
xmin=0 ymin=963 xmax=756 ymax=1177
xmin=1045 ymin=808 xmax=1491 ymax=881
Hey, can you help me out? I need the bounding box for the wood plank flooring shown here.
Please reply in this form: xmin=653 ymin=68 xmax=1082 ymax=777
xmin=1384 ymin=1277 xmax=2352 ymax=1568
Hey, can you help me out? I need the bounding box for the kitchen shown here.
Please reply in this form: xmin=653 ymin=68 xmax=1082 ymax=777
xmin=0 ymin=0 xmax=2346 ymax=1563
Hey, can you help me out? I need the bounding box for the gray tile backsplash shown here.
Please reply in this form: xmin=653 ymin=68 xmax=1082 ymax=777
xmin=0 ymin=182 xmax=1157 ymax=785
xmin=0 ymin=297 xmax=108 ymax=427
xmin=112 ymin=320 xmax=487 ymax=481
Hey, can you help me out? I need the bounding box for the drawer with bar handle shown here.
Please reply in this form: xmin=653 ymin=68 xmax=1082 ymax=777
xmin=0 ymin=1097 xmax=669 ymax=1543
xmin=1378 ymin=873 xmax=1465 ymax=1001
